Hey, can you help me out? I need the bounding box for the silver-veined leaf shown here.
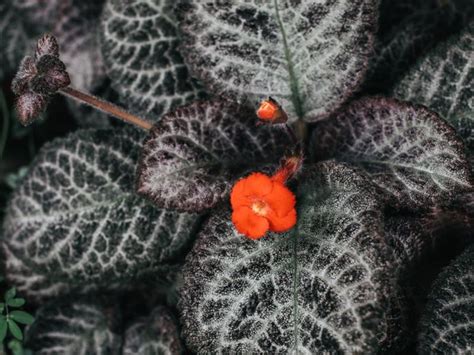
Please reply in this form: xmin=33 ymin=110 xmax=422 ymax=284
xmin=417 ymin=245 xmax=474 ymax=354
xmin=137 ymin=99 xmax=294 ymax=212
xmin=2 ymin=127 xmax=201 ymax=286
xmin=393 ymin=22 xmax=473 ymax=154
xmin=179 ymin=161 xmax=402 ymax=353
xmin=100 ymin=0 xmax=205 ymax=120
xmin=310 ymin=97 xmax=472 ymax=210
xmin=177 ymin=0 xmax=378 ymax=122
xmin=25 ymin=299 xmax=122 ymax=354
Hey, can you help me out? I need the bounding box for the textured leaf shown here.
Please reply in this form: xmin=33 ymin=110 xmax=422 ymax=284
xmin=365 ymin=0 xmax=474 ymax=93
xmin=2 ymin=127 xmax=201 ymax=286
xmin=137 ymin=99 xmax=294 ymax=212
xmin=123 ymin=306 xmax=183 ymax=355
xmin=310 ymin=97 xmax=472 ymax=210
xmin=100 ymin=0 xmax=205 ymax=120
xmin=393 ymin=23 xmax=474 ymax=153
xmin=177 ymin=0 xmax=378 ymax=122
xmin=12 ymin=0 xmax=107 ymax=92
xmin=26 ymin=299 xmax=122 ymax=354
xmin=179 ymin=161 xmax=400 ymax=353
xmin=384 ymin=217 xmax=428 ymax=275
xmin=417 ymin=245 xmax=474 ymax=354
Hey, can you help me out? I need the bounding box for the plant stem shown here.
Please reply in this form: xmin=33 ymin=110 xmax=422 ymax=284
xmin=292 ymin=119 xmax=307 ymax=144
xmin=59 ymin=86 xmax=153 ymax=131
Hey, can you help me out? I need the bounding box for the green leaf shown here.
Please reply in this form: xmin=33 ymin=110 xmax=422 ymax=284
xmin=310 ymin=97 xmax=472 ymax=210
xmin=179 ymin=161 xmax=404 ymax=353
xmin=7 ymin=319 xmax=23 ymax=341
xmin=2 ymin=127 xmax=201 ymax=288
xmin=25 ymin=299 xmax=122 ymax=353
xmin=0 ymin=303 xmax=5 ymax=313
xmin=177 ymin=1 xmax=378 ymax=122
xmin=137 ymin=100 xmax=294 ymax=212
xmin=7 ymin=339 xmax=23 ymax=355
xmin=10 ymin=311 xmax=34 ymax=325
xmin=7 ymin=298 xmax=25 ymax=308
xmin=100 ymin=0 xmax=206 ymax=120
xmin=5 ymin=288 xmax=16 ymax=302
xmin=0 ymin=315 xmax=7 ymax=342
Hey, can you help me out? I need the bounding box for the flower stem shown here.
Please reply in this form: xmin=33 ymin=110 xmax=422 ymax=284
xmin=292 ymin=119 xmax=307 ymax=144
xmin=59 ymin=86 xmax=153 ymax=131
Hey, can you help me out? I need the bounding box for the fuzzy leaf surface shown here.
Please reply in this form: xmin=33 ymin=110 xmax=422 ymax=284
xmin=100 ymin=0 xmax=205 ymax=120
xmin=137 ymin=99 xmax=294 ymax=212
xmin=180 ymin=161 xmax=397 ymax=353
xmin=393 ymin=23 xmax=474 ymax=153
xmin=123 ymin=306 xmax=183 ymax=355
xmin=365 ymin=0 xmax=473 ymax=93
xmin=2 ymin=127 xmax=201 ymax=285
xmin=417 ymin=245 xmax=474 ymax=354
xmin=26 ymin=299 xmax=122 ymax=354
xmin=311 ymin=97 xmax=472 ymax=210
xmin=177 ymin=0 xmax=377 ymax=122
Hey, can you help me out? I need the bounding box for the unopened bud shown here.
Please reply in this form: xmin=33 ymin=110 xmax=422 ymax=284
xmin=256 ymin=97 xmax=288 ymax=124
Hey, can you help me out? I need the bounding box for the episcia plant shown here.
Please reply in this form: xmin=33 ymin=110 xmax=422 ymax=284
xmin=1 ymin=0 xmax=473 ymax=353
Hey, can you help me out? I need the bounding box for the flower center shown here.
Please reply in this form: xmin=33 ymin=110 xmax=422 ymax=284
xmin=251 ymin=199 xmax=269 ymax=216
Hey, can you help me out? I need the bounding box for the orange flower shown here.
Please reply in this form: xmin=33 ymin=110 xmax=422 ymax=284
xmin=256 ymin=97 xmax=288 ymax=124
xmin=230 ymin=157 xmax=300 ymax=239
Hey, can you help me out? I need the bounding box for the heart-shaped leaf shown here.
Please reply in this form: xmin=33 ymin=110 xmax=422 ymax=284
xmin=2 ymin=127 xmax=201 ymax=286
xmin=417 ymin=245 xmax=474 ymax=355
xmin=310 ymin=97 xmax=472 ymax=210
xmin=137 ymin=99 xmax=294 ymax=212
xmin=393 ymin=22 xmax=473 ymax=153
xmin=25 ymin=299 xmax=122 ymax=354
xmin=179 ymin=161 xmax=401 ymax=353
xmin=100 ymin=0 xmax=205 ymax=120
xmin=365 ymin=0 xmax=473 ymax=93
xmin=177 ymin=1 xmax=378 ymax=122
xmin=123 ymin=306 xmax=183 ymax=355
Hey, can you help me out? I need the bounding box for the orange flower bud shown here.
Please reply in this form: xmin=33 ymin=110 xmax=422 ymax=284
xmin=256 ymin=97 xmax=288 ymax=124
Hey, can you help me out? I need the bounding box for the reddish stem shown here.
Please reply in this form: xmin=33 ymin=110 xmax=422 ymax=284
xmin=60 ymin=86 xmax=152 ymax=131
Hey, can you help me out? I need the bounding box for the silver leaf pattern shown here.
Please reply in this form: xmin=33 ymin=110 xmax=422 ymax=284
xmin=177 ymin=0 xmax=377 ymax=122
xmin=137 ymin=99 xmax=294 ymax=212
xmin=311 ymin=97 xmax=472 ymax=210
xmin=417 ymin=245 xmax=474 ymax=354
xmin=26 ymin=299 xmax=122 ymax=354
xmin=2 ymin=127 xmax=201 ymax=286
xmin=100 ymin=0 xmax=205 ymax=120
xmin=179 ymin=161 xmax=400 ymax=353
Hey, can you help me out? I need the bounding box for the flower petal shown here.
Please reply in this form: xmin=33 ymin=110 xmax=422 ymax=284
xmin=232 ymin=206 xmax=269 ymax=239
xmin=268 ymin=208 xmax=297 ymax=232
xmin=243 ymin=173 xmax=273 ymax=197
xmin=265 ymin=182 xmax=296 ymax=217
xmin=230 ymin=178 xmax=250 ymax=209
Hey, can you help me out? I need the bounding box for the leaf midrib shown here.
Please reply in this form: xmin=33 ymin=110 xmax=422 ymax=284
xmin=274 ymin=0 xmax=304 ymax=119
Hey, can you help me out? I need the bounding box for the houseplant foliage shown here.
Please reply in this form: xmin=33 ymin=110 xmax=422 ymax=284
xmin=0 ymin=0 xmax=472 ymax=354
